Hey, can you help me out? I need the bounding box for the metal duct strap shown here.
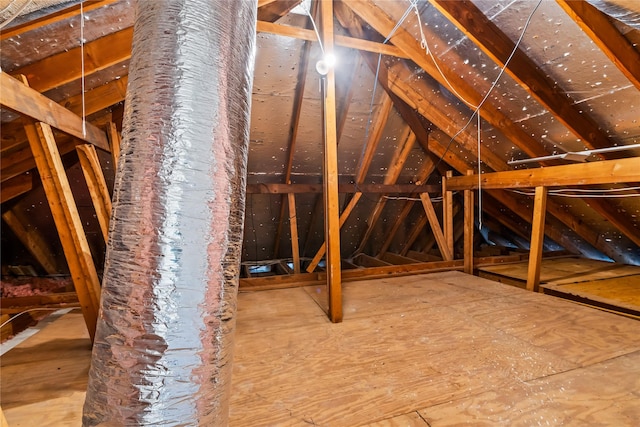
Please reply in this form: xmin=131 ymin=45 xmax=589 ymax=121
xmin=82 ymin=0 xmax=256 ymax=425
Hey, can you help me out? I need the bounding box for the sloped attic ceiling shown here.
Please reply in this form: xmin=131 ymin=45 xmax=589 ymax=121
xmin=1 ymin=0 xmax=639 ymax=275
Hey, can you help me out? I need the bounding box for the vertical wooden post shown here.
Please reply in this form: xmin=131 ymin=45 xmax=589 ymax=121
xmin=443 ymin=170 xmax=454 ymax=257
xmin=527 ymin=186 xmax=548 ymax=292
xmin=106 ymin=121 xmax=121 ymax=170
xmin=321 ymin=0 xmax=342 ymax=323
xmin=287 ymin=191 xmax=301 ymax=274
xmin=76 ymin=144 xmax=112 ymax=243
xmin=463 ymin=170 xmax=474 ymax=274
xmin=25 ymin=122 xmax=101 ymax=341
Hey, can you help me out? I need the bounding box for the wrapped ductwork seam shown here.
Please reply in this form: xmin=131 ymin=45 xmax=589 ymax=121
xmin=586 ymin=0 xmax=640 ymax=29
xmin=82 ymin=0 xmax=256 ymax=425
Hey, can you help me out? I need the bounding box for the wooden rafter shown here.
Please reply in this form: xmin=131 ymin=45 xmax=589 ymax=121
xmin=556 ymin=0 xmax=640 ymax=90
xmin=0 ymin=0 xmax=117 ymax=41
xmin=430 ymin=0 xmax=620 ymax=151
xmin=25 ymin=121 xmax=101 ymax=341
xmin=1 ymin=173 xmax=33 ymax=203
xmin=272 ymin=17 xmax=313 ymax=259
xmin=76 ymin=144 xmax=112 ymax=243
xmin=353 ymin=126 xmax=416 ymax=255
xmin=257 ymin=0 xmax=301 ymax=22
xmin=344 ymin=0 xmax=551 ymax=159
xmin=0 ymin=72 xmax=109 ymax=151
xmin=13 ymin=27 xmax=133 ymax=93
xmin=2 ymin=209 xmax=59 ymax=274
xmin=305 ymin=91 xmax=394 ymax=273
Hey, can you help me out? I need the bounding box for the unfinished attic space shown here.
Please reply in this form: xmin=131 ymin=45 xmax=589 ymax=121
xmin=1 ymin=0 xmax=640 ymax=425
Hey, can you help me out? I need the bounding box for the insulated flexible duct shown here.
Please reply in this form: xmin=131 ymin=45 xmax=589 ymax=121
xmin=82 ymin=0 xmax=255 ymax=425
xmin=586 ymin=0 xmax=640 ymax=29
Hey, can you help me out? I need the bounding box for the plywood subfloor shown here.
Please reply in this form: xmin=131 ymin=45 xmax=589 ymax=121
xmin=2 ymin=271 xmax=640 ymax=426
xmin=478 ymin=257 xmax=640 ymax=317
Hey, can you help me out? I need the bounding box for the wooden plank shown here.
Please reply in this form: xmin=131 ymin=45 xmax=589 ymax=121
xmin=463 ymin=171 xmax=474 ymax=274
xmin=447 ymin=157 xmax=640 ymax=190
xmin=443 ymin=171 xmax=454 ymax=256
xmin=556 ymin=0 xmax=640 ymax=91
xmin=355 ymin=253 xmax=392 ymax=268
xmin=406 ymin=251 xmax=443 ymax=263
xmin=106 ymin=122 xmax=121 ymax=170
xmin=419 ymin=193 xmax=453 ymax=261
xmin=0 ymin=173 xmax=33 ymax=203
xmin=526 ymin=187 xmax=548 ymax=292
xmin=256 ymin=21 xmax=408 ymax=58
xmin=381 ymin=252 xmax=419 ymax=265
xmin=0 ymin=0 xmax=117 ymax=40
xmin=321 ymin=0 xmax=342 ymax=323
xmin=287 ymin=193 xmax=301 ymax=274
xmin=247 ymin=183 xmax=439 ymax=194
xmin=76 ymin=145 xmax=112 ymax=243
xmin=1 ymin=209 xmax=59 ymax=274
xmin=0 ymin=72 xmax=109 ymax=151
xmin=25 ymin=122 xmax=101 ymax=342
xmin=542 ymin=275 xmax=640 ymax=317
xmin=1 ymin=292 xmax=79 ymax=308
xmin=13 ymin=27 xmax=133 ymax=93
xmin=430 ymin=0 xmax=620 ymax=151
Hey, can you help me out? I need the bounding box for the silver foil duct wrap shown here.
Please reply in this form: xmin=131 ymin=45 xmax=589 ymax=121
xmin=82 ymin=0 xmax=256 ymax=425
xmin=586 ymin=0 xmax=640 ymax=29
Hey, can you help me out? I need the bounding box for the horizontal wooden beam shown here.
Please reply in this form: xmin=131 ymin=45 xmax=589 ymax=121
xmin=0 ymin=72 xmax=109 ymax=151
xmin=246 ymin=183 xmax=439 ymax=194
xmin=1 ymin=173 xmax=33 ymax=203
xmin=256 ymin=20 xmax=408 ymax=58
xmin=447 ymin=157 xmax=640 ymax=190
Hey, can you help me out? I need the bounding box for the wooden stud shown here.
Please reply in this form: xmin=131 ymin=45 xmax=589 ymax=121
xmin=464 ymin=170 xmax=474 ymax=274
xmin=287 ymin=193 xmax=301 ymax=274
xmin=527 ymin=186 xmax=549 ymax=292
xmin=25 ymin=122 xmax=101 ymax=342
xmin=419 ymin=193 xmax=453 ymax=261
xmin=76 ymin=145 xmax=112 ymax=243
xmin=556 ymin=0 xmax=640 ymax=91
xmin=106 ymin=122 xmax=121 ymax=171
xmin=321 ymin=0 xmax=342 ymax=323
xmin=443 ymin=170 xmax=454 ymax=256
xmin=2 ymin=209 xmax=59 ymax=274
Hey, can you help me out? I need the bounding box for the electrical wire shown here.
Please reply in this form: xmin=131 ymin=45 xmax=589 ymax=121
xmin=0 ymin=308 xmax=68 ymax=329
xmin=427 ymin=0 xmax=544 ymax=172
xmin=509 ymin=188 xmax=640 ymax=198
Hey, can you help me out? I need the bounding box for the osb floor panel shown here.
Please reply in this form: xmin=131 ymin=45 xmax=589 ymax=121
xmin=2 ymin=271 xmax=640 ymax=426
